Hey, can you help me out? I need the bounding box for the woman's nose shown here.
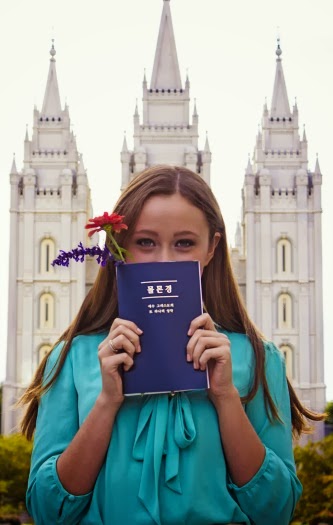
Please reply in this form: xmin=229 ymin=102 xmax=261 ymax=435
xmin=157 ymin=246 xmax=174 ymax=262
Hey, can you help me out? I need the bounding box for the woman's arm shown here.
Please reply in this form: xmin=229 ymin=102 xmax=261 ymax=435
xmin=56 ymin=392 xmax=120 ymax=494
xmin=187 ymin=314 xmax=265 ymax=485
xmin=56 ymin=318 xmax=141 ymax=495
xmin=27 ymin=319 xmax=142 ymax=524
xmin=187 ymin=316 xmax=302 ymax=525
xmin=211 ymin=386 xmax=266 ymax=486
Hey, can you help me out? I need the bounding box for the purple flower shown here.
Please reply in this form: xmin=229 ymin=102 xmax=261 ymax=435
xmin=51 ymin=242 xmax=123 ymax=268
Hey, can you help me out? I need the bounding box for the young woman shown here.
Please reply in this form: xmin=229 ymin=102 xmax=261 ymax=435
xmin=21 ymin=165 xmax=321 ymax=525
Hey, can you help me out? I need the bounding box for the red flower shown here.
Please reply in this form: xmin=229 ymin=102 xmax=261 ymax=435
xmin=85 ymin=212 xmax=128 ymax=237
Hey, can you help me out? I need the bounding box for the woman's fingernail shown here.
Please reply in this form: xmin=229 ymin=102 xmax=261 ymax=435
xmin=137 ymin=328 xmax=143 ymax=334
xmin=187 ymin=353 xmax=191 ymax=362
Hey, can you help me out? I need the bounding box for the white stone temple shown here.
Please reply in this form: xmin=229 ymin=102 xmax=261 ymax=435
xmin=231 ymin=40 xmax=325 ymax=432
xmin=2 ymin=42 xmax=96 ymax=433
xmin=120 ymin=0 xmax=211 ymax=189
xmin=1 ymin=1 xmax=325 ymax=435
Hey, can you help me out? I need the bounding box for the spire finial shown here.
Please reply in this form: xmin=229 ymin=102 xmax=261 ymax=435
xmin=302 ymin=124 xmax=307 ymax=141
xmin=11 ymin=153 xmax=18 ymax=174
xmin=122 ymin=131 xmax=129 ymax=153
xmin=204 ymin=131 xmax=210 ymax=153
xmin=50 ymin=38 xmax=56 ymax=61
xmin=314 ymin=153 xmax=321 ymax=175
xmin=235 ymin=221 xmax=242 ymax=250
xmin=193 ymin=98 xmax=198 ymax=117
xmin=78 ymin=153 xmax=86 ymax=175
xmin=276 ymin=36 xmax=282 ymax=59
xmin=263 ymin=96 xmax=268 ymax=112
xmin=134 ymin=99 xmax=139 ymax=117
xmin=185 ymin=68 xmax=190 ymax=87
xmin=246 ymin=155 xmax=253 ymax=175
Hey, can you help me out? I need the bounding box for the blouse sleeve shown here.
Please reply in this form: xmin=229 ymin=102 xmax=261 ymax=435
xmin=228 ymin=341 xmax=302 ymax=525
xmin=26 ymin=342 xmax=92 ymax=525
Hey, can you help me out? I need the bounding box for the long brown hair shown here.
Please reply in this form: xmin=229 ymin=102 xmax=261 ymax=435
xmin=19 ymin=165 xmax=323 ymax=439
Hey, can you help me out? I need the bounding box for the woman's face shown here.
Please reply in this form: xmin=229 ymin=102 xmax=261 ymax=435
xmin=126 ymin=193 xmax=220 ymax=273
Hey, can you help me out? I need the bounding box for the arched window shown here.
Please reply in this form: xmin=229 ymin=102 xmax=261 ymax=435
xmin=40 ymin=238 xmax=55 ymax=273
xmin=277 ymin=238 xmax=292 ymax=274
xmin=38 ymin=344 xmax=52 ymax=364
xmin=278 ymin=293 xmax=292 ymax=329
xmin=40 ymin=293 xmax=54 ymax=329
xmin=280 ymin=345 xmax=294 ymax=380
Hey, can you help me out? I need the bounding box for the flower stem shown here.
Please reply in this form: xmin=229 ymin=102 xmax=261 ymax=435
xmin=106 ymin=230 xmax=126 ymax=262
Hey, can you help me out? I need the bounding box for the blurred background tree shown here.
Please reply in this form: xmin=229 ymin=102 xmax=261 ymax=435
xmin=325 ymin=401 xmax=333 ymax=425
xmin=0 ymin=386 xmax=2 ymax=434
xmin=292 ymin=434 xmax=333 ymax=524
xmin=0 ymin=434 xmax=32 ymax=519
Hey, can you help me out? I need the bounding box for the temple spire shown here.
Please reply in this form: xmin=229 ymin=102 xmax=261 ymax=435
xmin=10 ymin=154 xmax=18 ymax=174
xmin=204 ymin=132 xmax=210 ymax=153
xmin=41 ymin=40 xmax=62 ymax=115
xmin=235 ymin=222 xmax=242 ymax=250
xmin=270 ymin=39 xmax=291 ymax=117
xmin=122 ymin=132 xmax=129 ymax=153
xmin=150 ymin=0 xmax=182 ymax=90
xmin=193 ymin=98 xmax=198 ymax=118
xmin=246 ymin=154 xmax=253 ymax=175
xmin=314 ymin=154 xmax=321 ymax=175
xmin=78 ymin=153 xmax=86 ymax=175
xmin=185 ymin=70 xmax=190 ymax=89
xmin=303 ymin=125 xmax=307 ymax=142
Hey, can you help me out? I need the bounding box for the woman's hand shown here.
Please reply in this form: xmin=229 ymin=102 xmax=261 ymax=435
xmin=97 ymin=319 xmax=143 ymax=407
xmin=187 ymin=313 xmax=236 ymax=405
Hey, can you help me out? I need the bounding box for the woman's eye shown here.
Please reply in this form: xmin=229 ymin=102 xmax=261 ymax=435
xmin=136 ymin=238 xmax=155 ymax=247
xmin=175 ymin=239 xmax=195 ymax=248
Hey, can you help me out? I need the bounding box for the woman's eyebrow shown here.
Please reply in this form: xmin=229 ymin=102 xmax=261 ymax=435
xmin=133 ymin=229 xmax=158 ymax=235
xmin=173 ymin=231 xmax=200 ymax=237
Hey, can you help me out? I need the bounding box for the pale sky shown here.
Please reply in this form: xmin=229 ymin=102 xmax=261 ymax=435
xmin=0 ymin=0 xmax=332 ymax=400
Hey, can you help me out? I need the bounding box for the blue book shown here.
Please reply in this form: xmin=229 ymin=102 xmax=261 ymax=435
xmin=116 ymin=261 xmax=209 ymax=395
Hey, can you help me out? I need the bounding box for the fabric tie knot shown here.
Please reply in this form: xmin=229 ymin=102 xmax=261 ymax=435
xmin=132 ymin=393 xmax=196 ymax=525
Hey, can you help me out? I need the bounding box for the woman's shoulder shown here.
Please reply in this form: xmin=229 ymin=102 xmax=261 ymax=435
xmin=47 ymin=331 xmax=107 ymax=367
xmin=216 ymin=329 xmax=254 ymax=395
xmin=71 ymin=332 xmax=108 ymax=349
xmin=218 ymin=327 xmax=283 ymax=364
xmin=262 ymin=339 xmax=286 ymax=376
xmin=217 ymin=328 xmax=253 ymax=362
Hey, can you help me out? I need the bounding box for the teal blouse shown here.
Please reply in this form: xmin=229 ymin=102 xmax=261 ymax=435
xmin=27 ymin=331 xmax=302 ymax=525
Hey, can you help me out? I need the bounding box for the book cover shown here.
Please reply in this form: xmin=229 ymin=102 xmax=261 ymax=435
xmin=116 ymin=260 xmax=209 ymax=395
